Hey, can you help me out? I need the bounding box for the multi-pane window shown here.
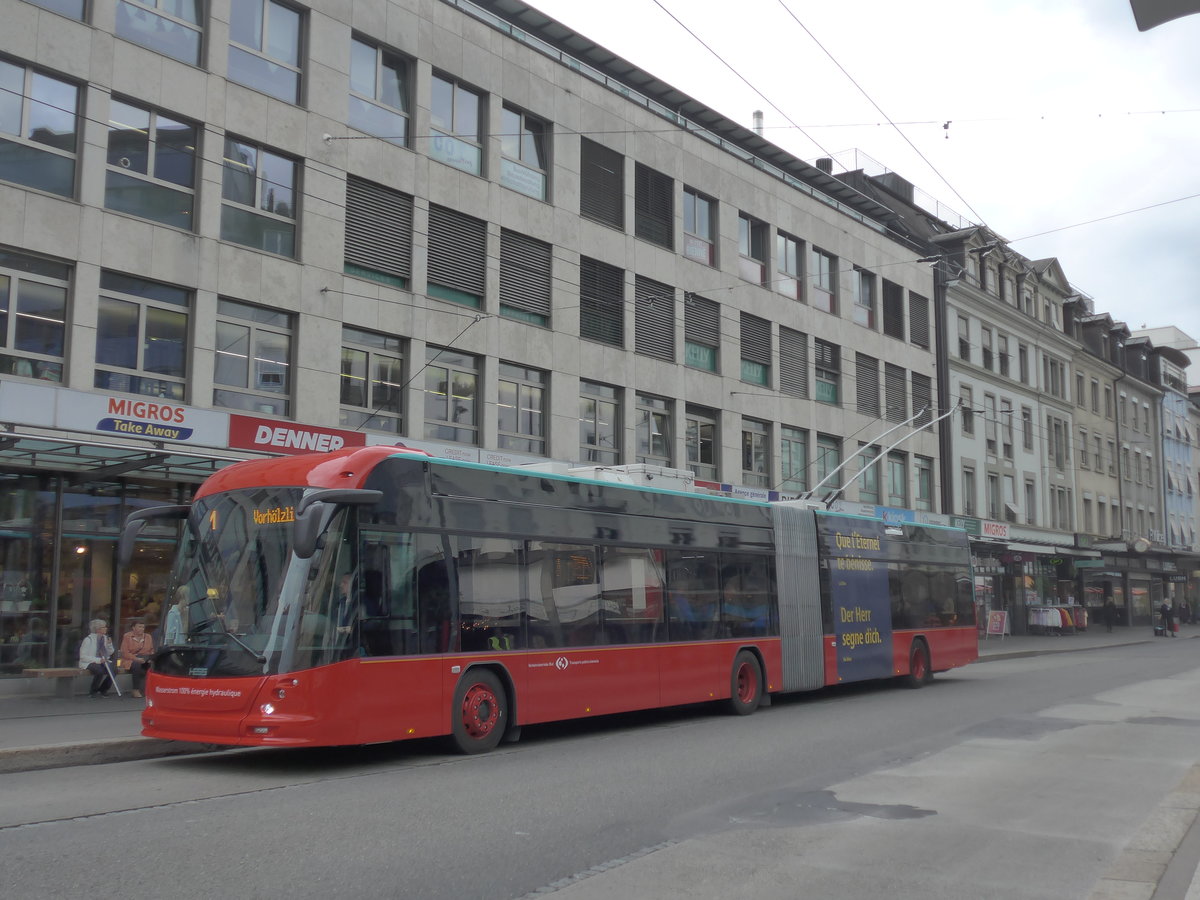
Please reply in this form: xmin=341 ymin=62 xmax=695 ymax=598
xmin=1078 ymin=427 xmax=1089 ymax=468
xmin=740 ymin=313 xmax=770 ymax=386
xmin=882 ymin=280 xmax=904 ymax=339
xmin=884 ymin=363 xmax=906 ymax=424
xmin=887 ymin=452 xmax=908 ymax=507
xmin=1049 ymin=415 xmax=1067 ymax=471
xmin=961 ymin=467 xmax=976 ymax=516
xmin=427 ymin=205 xmax=486 ymax=308
xmin=349 ymin=36 xmax=409 ymax=147
xmin=911 ymin=372 xmax=932 ymax=427
xmin=344 ymin=176 xmax=412 ymax=289
xmin=579 ymin=257 xmax=624 ymax=347
xmin=1019 ymin=344 xmax=1029 ymax=383
xmin=94 ymin=271 xmax=189 ymax=400
xmin=635 ymin=276 xmax=674 ymax=361
xmin=430 ymin=74 xmax=482 ymax=175
xmin=914 ymin=456 xmax=933 ymax=512
xmin=634 ymin=163 xmax=672 ymax=249
xmin=685 ymin=405 xmax=717 ymax=480
xmin=213 ymin=298 xmax=293 ymax=415
xmin=0 ymin=61 xmax=78 ymax=196
xmin=986 ymin=473 xmax=1000 ymax=520
xmin=909 ymin=292 xmax=929 ymax=348
xmin=776 ymin=231 xmax=801 ymax=300
xmin=340 ymin=326 xmax=402 ymax=434
xmin=814 ymin=434 xmax=842 ymax=491
xmin=500 ymin=105 xmax=548 ymax=200
xmin=851 ymin=267 xmax=875 ymax=328
xmin=961 ymin=385 xmax=974 ymax=435
xmin=857 ymin=445 xmax=880 ymax=504
xmin=221 ymin=137 xmax=297 ymax=256
xmin=106 ymin=99 xmax=197 ymax=229
xmin=26 ymin=0 xmax=84 ymax=20
xmin=500 ymin=229 xmax=551 ymax=326
xmin=984 ymin=393 xmax=997 ymax=453
xmin=957 ymin=315 xmax=970 ymax=361
xmin=741 ymin=418 xmax=769 ymax=488
xmin=981 ymin=327 xmax=993 ymax=370
xmin=779 ymin=326 xmax=808 ymax=399
xmin=737 ymin=213 xmax=767 ymax=285
xmin=498 ymin=363 xmax=546 ymax=455
xmin=0 ymin=249 xmax=68 ymax=381
xmin=998 ymin=334 xmax=1010 ymax=377
xmin=1022 ymin=406 xmax=1034 ymax=450
xmin=116 ymin=0 xmax=203 ymax=65
xmin=814 ymin=339 xmax=840 ymax=405
xmin=228 ymin=0 xmax=303 ymax=104
xmin=579 ymin=380 xmax=619 ymax=464
xmin=809 ymin=247 xmax=836 ymax=312
xmin=682 ymin=187 xmax=715 ymax=265
xmin=424 ymin=347 xmax=478 ymax=444
xmin=1001 ymin=399 xmax=1013 ymax=459
xmin=683 ymin=292 xmax=719 ymax=372
xmin=855 ymin=353 xmax=880 ymax=417
xmin=636 ymin=394 xmax=672 ymax=466
xmin=780 ymin=426 xmax=808 ymax=493
xmin=1025 ymin=480 xmax=1037 ymax=526
xmin=579 ymin=138 xmax=623 ymax=229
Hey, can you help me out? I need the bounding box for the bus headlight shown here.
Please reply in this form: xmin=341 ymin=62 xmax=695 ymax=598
xmin=261 ymin=703 xmax=275 ymax=716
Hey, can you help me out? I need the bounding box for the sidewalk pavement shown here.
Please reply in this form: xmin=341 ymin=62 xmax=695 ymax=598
xmin=0 ymin=624 xmax=1168 ymax=775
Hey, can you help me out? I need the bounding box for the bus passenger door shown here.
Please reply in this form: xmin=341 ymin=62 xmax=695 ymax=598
xmin=352 ymin=531 xmax=447 ymax=744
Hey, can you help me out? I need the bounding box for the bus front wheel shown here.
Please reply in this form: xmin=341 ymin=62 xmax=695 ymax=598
xmin=903 ymin=640 xmax=932 ymax=689
xmin=727 ymin=651 xmax=763 ymax=715
xmin=450 ymin=669 xmax=508 ymax=754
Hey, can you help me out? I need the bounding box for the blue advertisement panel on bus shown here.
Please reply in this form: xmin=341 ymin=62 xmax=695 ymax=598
xmin=817 ymin=515 xmax=893 ymax=681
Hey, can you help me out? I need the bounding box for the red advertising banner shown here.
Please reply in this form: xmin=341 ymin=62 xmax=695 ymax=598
xmin=228 ymin=415 xmax=367 ymax=455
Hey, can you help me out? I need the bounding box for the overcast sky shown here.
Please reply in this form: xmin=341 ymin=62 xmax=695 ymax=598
xmin=527 ymin=0 xmax=1200 ymax=344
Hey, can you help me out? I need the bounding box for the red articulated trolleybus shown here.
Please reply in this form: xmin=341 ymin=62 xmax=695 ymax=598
xmin=120 ymin=445 xmax=977 ymax=754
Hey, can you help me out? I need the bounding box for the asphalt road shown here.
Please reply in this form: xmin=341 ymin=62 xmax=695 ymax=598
xmin=4 ymin=640 xmax=1200 ymax=900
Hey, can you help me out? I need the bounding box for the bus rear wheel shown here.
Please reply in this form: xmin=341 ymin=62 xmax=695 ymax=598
xmin=451 ymin=669 xmax=507 ymax=754
xmin=727 ymin=651 xmax=763 ymax=715
xmin=903 ymin=640 xmax=932 ymax=689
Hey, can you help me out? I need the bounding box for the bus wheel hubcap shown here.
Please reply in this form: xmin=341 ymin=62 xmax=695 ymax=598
xmin=462 ymin=685 xmax=497 ymax=738
xmin=737 ymin=664 xmax=755 ymax=702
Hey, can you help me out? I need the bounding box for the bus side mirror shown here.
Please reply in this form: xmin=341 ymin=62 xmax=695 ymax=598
xmin=293 ymin=489 xmax=383 ymax=560
xmin=119 ymin=505 xmax=190 ymax=567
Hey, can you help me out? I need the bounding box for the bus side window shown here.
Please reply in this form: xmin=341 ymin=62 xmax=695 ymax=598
xmin=358 ymin=567 xmax=391 ymax=656
xmin=418 ymin=560 xmax=452 ymax=653
xmin=665 ymin=550 xmax=720 ymax=642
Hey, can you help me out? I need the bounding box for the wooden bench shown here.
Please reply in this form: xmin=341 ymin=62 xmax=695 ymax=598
xmin=28 ymin=667 xmax=90 ymax=699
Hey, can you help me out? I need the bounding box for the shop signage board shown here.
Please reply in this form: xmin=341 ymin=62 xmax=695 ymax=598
xmin=228 ymin=415 xmax=366 ymax=455
xmin=986 ymin=610 xmax=1009 ymax=638
xmin=51 ymin=387 xmax=229 ymax=447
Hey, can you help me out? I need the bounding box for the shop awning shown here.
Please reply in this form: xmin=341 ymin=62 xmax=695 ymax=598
xmin=1004 ymin=542 xmax=1101 ymax=558
xmin=0 ymin=432 xmax=248 ymax=483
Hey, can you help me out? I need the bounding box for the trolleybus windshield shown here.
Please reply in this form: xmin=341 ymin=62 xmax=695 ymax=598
xmin=155 ymin=487 xmax=350 ymax=679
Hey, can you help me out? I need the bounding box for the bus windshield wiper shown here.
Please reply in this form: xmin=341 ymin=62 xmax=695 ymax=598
xmin=221 ymin=627 xmax=267 ymax=664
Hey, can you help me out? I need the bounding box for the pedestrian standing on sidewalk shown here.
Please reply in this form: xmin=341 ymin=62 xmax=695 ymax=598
xmin=118 ymin=620 xmax=154 ymax=699
xmin=1104 ymin=598 xmax=1116 ymax=633
xmin=1159 ymin=601 xmax=1175 ymax=637
xmin=78 ymin=620 xmax=115 ymax=697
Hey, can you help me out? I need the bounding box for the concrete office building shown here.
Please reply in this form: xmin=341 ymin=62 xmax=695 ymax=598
xmin=0 ymin=0 xmax=947 ymax=668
